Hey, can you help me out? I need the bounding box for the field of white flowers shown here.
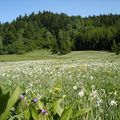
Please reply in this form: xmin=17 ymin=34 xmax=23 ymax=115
xmin=0 ymin=52 xmax=120 ymax=120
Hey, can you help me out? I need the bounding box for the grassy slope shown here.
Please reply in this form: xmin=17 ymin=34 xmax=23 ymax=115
xmin=0 ymin=50 xmax=120 ymax=62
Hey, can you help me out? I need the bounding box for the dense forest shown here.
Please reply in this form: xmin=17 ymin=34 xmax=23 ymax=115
xmin=0 ymin=11 xmax=120 ymax=55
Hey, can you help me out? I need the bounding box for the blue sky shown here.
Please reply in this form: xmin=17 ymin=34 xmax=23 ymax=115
xmin=0 ymin=0 xmax=120 ymax=23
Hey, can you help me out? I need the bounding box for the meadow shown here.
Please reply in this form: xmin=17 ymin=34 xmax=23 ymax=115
xmin=0 ymin=51 xmax=120 ymax=120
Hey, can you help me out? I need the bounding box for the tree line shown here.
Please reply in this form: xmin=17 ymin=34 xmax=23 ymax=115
xmin=0 ymin=11 xmax=120 ymax=55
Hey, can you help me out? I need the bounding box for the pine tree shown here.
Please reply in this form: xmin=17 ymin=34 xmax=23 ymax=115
xmin=0 ymin=36 xmax=3 ymax=54
xmin=111 ymin=40 xmax=120 ymax=55
xmin=58 ymin=30 xmax=72 ymax=55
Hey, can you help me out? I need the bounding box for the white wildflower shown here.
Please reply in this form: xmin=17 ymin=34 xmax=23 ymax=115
xmin=114 ymin=91 xmax=117 ymax=96
xmin=110 ymin=100 xmax=117 ymax=106
xmin=78 ymin=90 xmax=84 ymax=97
xmin=90 ymin=90 xmax=98 ymax=98
xmin=90 ymin=76 xmax=94 ymax=80
xmin=73 ymin=86 xmax=77 ymax=90
xmin=96 ymin=99 xmax=103 ymax=107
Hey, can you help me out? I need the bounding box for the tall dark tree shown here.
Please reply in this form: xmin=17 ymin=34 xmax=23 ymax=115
xmin=58 ymin=30 xmax=72 ymax=54
xmin=0 ymin=36 xmax=2 ymax=50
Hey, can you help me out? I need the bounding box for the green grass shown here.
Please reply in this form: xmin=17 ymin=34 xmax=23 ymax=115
xmin=0 ymin=50 xmax=119 ymax=62
xmin=0 ymin=50 xmax=120 ymax=119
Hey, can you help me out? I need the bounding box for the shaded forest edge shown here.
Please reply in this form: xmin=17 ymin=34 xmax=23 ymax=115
xmin=0 ymin=11 xmax=120 ymax=55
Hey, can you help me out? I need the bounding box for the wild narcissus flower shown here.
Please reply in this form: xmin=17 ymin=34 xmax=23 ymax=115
xmin=110 ymin=100 xmax=117 ymax=106
xmin=78 ymin=90 xmax=84 ymax=97
xmin=73 ymin=85 xmax=77 ymax=90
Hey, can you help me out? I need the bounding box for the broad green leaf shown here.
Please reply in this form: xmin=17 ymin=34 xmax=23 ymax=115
xmin=31 ymin=108 xmax=38 ymax=120
xmin=60 ymin=106 xmax=72 ymax=120
xmin=53 ymin=98 xmax=63 ymax=116
xmin=73 ymin=108 xmax=91 ymax=119
xmin=38 ymin=101 xmax=44 ymax=110
xmin=39 ymin=114 xmax=49 ymax=120
xmin=0 ymin=93 xmax=10 ymax=114
xmin=24 ymin=109 xmax=30 ymax=120
xmin=0 ymin=86 xmax=21 ymax=120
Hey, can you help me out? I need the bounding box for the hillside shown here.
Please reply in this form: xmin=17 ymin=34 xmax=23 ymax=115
xmin=0 ymin=11 xmax=120 ymax=55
